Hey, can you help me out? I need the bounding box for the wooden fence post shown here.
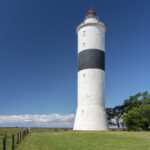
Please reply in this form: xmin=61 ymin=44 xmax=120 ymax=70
xmin=22 ymin=131 xmax=24 ymax=139
xmin=12 ymin=134 xmax=15 ymax=150
xmin=17 ymin=133 xmax=19 ymax=144
xmin=28 ymin=128 xmax=30 ymax=134
xmin=22 ymin=131 xmax=23 ymax=139
xmin=20 ymin=131 xmax=21 ymax=142
xmin=25 ymin=130 xmax=26 ymax=136
xmin=27 ymin=128 xmax=28 ymax=134
xmin=3 ymin=135 xmax=6 ymax=150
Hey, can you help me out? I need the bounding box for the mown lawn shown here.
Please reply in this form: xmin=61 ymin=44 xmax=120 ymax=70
xmin=16 ymin=129 xmax=150 ymax=150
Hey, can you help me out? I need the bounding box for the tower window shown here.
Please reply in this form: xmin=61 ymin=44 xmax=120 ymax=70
xmin=83 ymin=31 xmax=86 ymax=37
xmin=82 ymin=74 xmax=86 ymax=77
xmin=82 ymin=43 xmax=86 ymax=46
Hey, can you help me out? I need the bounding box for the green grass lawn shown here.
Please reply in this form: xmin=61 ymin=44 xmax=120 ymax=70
xmin=15 ymin=128 xmax=150 ymax=150
xmin=0 ymin=128 xmax=25 ymax=150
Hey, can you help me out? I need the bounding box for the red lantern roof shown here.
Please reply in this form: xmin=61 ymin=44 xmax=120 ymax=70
xmin=87 ymin=9 xmax=96 ymax=15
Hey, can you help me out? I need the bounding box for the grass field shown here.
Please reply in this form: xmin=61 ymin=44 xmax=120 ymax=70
xmin=13 ymin=128 xmax=150 ymax=150
xmin=0 ymin=128 xmax=24 ymax=150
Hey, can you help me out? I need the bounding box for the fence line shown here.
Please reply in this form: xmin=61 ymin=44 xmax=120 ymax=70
xmin=1 ymin=128 xmax=30 ymax=150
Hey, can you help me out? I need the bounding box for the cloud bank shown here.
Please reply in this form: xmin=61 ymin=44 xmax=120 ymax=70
xmin=0 ymin=114 xmax=75 ymax=128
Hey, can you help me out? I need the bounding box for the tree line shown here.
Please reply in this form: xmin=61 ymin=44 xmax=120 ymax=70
xmin=106 ymin=91 xmax=150 ymax=131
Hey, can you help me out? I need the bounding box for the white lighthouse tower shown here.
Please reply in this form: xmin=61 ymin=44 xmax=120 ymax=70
xmin=73 ymin=9 xmax=108 ymax=131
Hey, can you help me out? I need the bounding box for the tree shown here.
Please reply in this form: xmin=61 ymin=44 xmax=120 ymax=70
xmin=115 ymin=92 xmax=146 ymax=129
xmin=113 ymin=105 xmax=126 ymax=128
xmin=106 ymin=105 xmax=125 ymax=128
xmin=123 ymin=92 xmax=142 ymax=113
xmin=106 ymin=91 xmax=150 ymax=129
xmin=106 ymin=108 xmax=115 ymax=126
xmin=123 ymin=104 xmax=150 ymax=131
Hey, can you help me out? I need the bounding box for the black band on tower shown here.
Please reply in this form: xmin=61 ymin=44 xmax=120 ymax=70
xmin=78 ymin=49 xmax=105 ymax=71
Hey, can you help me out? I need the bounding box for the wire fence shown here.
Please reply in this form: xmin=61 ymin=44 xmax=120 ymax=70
xmin=1 ymin=128 xmax=30 ymax=150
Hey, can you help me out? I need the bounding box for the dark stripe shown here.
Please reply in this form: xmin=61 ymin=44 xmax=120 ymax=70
xmin=78 ymin=49 xmax=105 ymax=71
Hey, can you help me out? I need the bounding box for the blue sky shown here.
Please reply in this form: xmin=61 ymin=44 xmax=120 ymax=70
xmin=0 ymin=0 xmax=150 ymax=127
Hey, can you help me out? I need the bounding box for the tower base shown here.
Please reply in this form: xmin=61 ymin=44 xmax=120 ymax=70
xmin=73 ymin=106 xmax=108 ymax=131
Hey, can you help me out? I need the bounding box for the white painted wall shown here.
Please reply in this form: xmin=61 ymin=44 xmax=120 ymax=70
xmin=78 ymin=69 xmax=105 ymax=107
xmin=78 ymin=25 xmax=105 ymax=53
xmin=73 ymin=15 xmax=108 ymax=131
xmin=74 ymin=106 xmax=108 ymax=130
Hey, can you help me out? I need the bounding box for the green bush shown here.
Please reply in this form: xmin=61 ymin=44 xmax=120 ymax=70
xmin=123 ymin=104 xmax=150 ymax=131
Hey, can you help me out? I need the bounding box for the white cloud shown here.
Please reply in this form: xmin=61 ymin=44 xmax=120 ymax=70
xmin=0 ymin=114 xmax=75 ymax=128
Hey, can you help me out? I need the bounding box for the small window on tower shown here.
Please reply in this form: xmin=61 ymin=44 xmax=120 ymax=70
xmin=82 ymin=74 xmax=86 ymax=77
xmin=83 ymin=31 xmax=86 ymax=37
xmin=82 ymin=43 xmax=86 ymax=46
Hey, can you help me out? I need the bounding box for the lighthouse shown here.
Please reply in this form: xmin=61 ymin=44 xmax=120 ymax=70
xmin=73 ymin=9 xmax=108 ymax=130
